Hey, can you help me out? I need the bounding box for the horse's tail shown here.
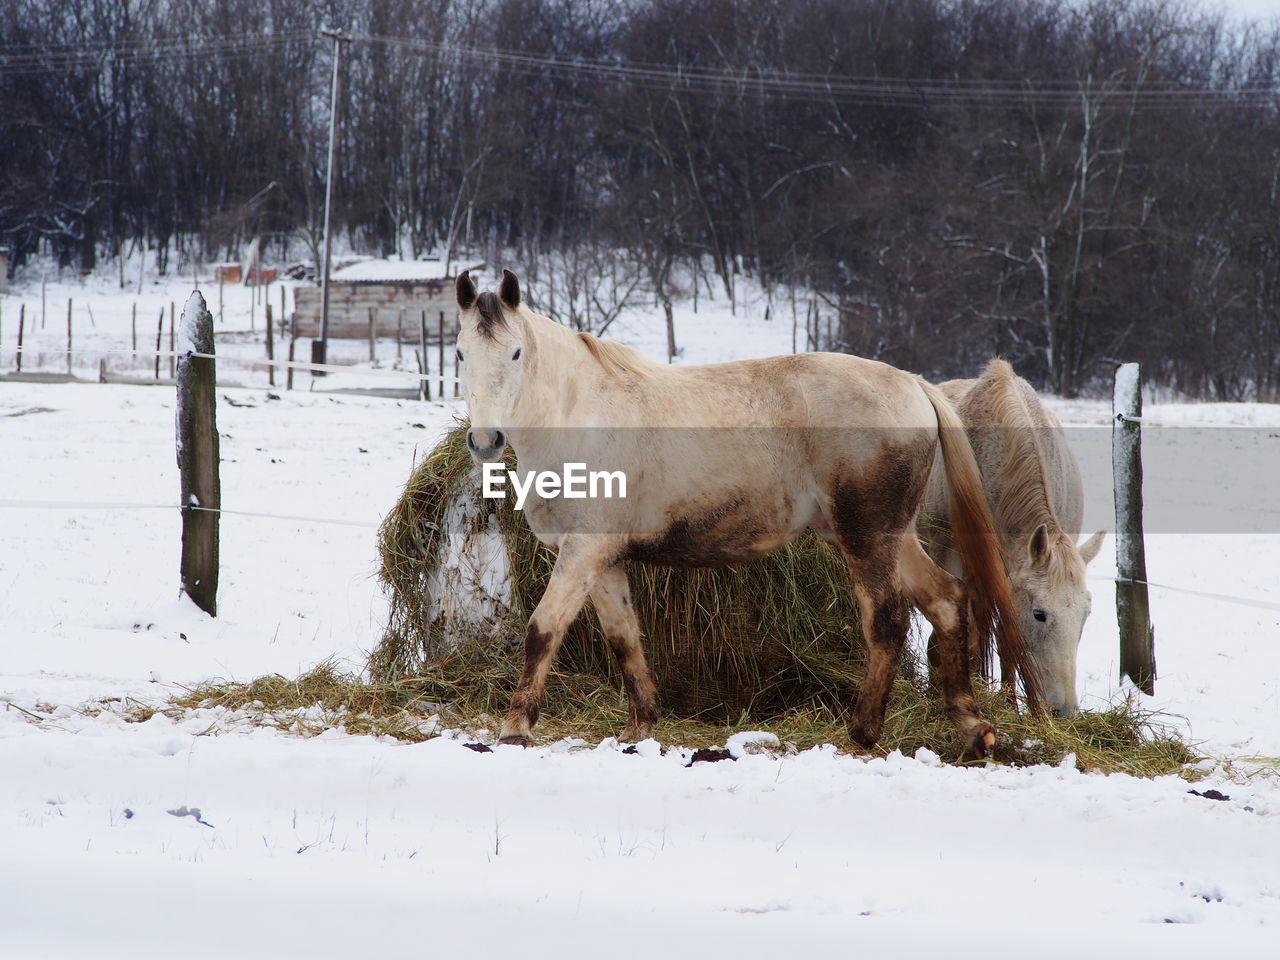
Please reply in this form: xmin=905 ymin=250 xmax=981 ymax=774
xmin=918 ymin=378 xmax=1043 ymax=713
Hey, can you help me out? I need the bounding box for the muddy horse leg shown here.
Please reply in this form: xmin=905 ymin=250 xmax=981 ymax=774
xmin=898 ymin=534 xmax=996 ymax=759
xmin=589 ymin=564 xmax=659 ymax=742
xmin=843 ymin=549 xmax=912 ymax=750
xmin=499 ymin=537 xmax=614 ymax=746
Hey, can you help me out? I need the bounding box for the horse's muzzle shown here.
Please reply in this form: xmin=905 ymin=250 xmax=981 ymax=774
xmin=467 ymin=427 xmax=506 ymax=463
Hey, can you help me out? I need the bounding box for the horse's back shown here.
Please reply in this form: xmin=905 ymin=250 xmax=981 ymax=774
xmin=649 ymin=352 xmax=935 ymax=428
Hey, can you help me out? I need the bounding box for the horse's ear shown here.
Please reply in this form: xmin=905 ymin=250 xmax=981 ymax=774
xmin=1078 ymin=530 xmax=1105 ymax=565
xmin=499 ymin=269 xmax=521 ymax=309
xmin=456 ymin=270 xmax=477 ymax=311
xmin=1028 ymin=523 xmax=1051 ymax=568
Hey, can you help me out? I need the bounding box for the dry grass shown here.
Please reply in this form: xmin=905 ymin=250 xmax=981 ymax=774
xmin=168 ymin=658 xmax=1199 ymax=776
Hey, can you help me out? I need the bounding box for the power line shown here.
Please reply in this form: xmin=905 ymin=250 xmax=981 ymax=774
xmin=0 ymin=28 xmax=1276 ymax=110
xmin=359 ymin=33 xmax=1280 ymax=111
xmin=0 ymin=30 xmax=316 ymax=76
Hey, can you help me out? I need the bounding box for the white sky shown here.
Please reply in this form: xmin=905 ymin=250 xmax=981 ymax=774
xmin=1206 ymin=0 xmax=1278 ymax=22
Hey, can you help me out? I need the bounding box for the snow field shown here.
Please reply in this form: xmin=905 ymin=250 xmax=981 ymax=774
xmin=2 ymin=270 xmax=1279 ymax=954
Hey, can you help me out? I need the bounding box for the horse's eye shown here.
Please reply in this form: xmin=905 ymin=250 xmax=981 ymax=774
xmin=455 ymin=349 xmax=464 ymax=363
xmin=512 ymin=347 xmax=522 ymax=361
xmin=1033 ymin=609 xmax=1048 ymax=623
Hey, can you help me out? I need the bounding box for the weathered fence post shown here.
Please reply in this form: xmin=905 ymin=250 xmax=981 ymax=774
xmin=15 ymin=303 xmax=23 ymax=373
xmin=265 ymin=303 xmax=275 ymax=387
xmin=176 ymin=291 xmax=220 ymax=617
xmin=168 ymin=301 xmax=176 ymax=380
xmin=1112 ymin=362 xmax=1155 ymax=694
xmin=65 ymin=298 xmax=73 ymax=375
xmin=664 ymin=301 xmax=676 ymax=363
xmin=368 ymin=307 xmax=377 ymax=362
xmin=420 ymin=309 xmax=429 ymax=401
xmin=437 ymin=310 xmax=445 ymax=397
xmin=154 ymin=309 xmax=163 ymax=380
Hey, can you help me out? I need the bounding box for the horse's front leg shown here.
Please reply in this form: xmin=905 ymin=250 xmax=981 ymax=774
xmin=499 ymin=535 xmax=617 ymax=746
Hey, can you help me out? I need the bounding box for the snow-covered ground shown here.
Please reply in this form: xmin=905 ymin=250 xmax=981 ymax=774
xmin=2 ymin=268 xmax=1279 ymax=957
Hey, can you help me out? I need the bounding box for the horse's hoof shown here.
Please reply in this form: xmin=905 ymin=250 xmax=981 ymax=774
xmin=968 ymin=726 xmax=998 ymax=760
xmin=497 ymin=734 xmax=532 ymax=748
xmin=848 ymin=722 xmax=881 ymax=751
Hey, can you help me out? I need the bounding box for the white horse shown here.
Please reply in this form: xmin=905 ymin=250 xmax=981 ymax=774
xmin=454 ymin=270 xmax=1040 ymax=756
xmin=921 ymin=359 xmax=1104 ymax=716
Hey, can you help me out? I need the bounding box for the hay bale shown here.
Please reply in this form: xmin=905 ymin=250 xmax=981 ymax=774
xmin=373 ymin=424 xmax=887 ymax=721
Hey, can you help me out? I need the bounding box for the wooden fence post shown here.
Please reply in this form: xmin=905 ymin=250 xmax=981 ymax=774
xmin=154 ymin=309 xmax=163 ymax=380
xmin=15 ymin=303 xmax=24 ymax=373
xmin=419 ymin=310 xmax=429 ymax=401
xmin=664 ymin=301 xmax=676 ymax=363
xmin=265 ymin=303 xmax=275 ymax=387
xmin=1113 ymin=362 xmax=1156 ymax=694
xmin=65 ymin=298 xmax=73 ymax=375
xmin=437 ymin=310 xmax=445 ymax=397
xmin=176 ymin=291 xmax=220 ymax=617
xmin=368 ymin=307 xmax=377 ymax=362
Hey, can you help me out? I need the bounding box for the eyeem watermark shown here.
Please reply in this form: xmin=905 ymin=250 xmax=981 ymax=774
xmin=482 ymin=462 xmax=627 ymax=510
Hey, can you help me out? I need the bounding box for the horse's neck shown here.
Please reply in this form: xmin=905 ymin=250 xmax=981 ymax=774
xmin=984 ymin=376 xmax=1060 ymax=537
xmin=511 ymin=312 xmax=621 ymax=436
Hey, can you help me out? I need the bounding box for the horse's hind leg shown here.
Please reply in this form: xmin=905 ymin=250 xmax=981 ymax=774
xmin=844 ymin=552 xmax=912 ymax=750
xmin=897 ymin=535 xmax=996 ymax=758
xmin=589 ymin=564 xmax=659 ymax=742
xmin=499 ymin=536 xmax=614 ymax=746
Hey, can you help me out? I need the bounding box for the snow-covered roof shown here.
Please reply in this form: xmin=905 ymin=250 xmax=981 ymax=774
xmin=330 ymin=258 xmax=445 ymax=283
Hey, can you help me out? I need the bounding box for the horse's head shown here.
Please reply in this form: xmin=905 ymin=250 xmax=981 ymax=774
xmin=455 ymin=269 xmax=528 ymax=464
xmin=1014 ymin=525 xmax=1105 ymax=717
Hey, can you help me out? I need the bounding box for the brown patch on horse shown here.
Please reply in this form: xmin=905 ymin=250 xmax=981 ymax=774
xmin=474 ymin=291 xmax=506 ymax=341
xmin=829 ymin=444 xmax=932 ymax=592
xmin=509 ymin=623 xmax=553 ymax=728
xmin=609 ymin=635 xmax=660 ymax=726
xmin=626 ymin=498 xmax=765 ymax=567
xmin=830 ymin=451 xmax=925 ymax=546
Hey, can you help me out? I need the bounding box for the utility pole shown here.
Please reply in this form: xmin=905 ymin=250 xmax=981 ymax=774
xmin=315 ymin=28 xmax=350 ymax=372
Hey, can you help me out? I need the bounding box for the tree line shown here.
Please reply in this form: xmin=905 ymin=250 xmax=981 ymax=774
xmin=3 ymin=0 xmax=1279 ymax=398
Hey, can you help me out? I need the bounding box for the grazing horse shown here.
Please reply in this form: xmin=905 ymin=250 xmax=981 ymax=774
xmin=920 ymin=358 xmax=1104 ymax=717
xmin=454 ymin=270 xmax=1040 ymax=757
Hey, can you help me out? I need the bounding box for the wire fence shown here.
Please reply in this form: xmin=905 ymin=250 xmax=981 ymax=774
xmin=8 ymin=343 xmax=462 ymax=386
xmin=6 ymin=342 xmax=1278 ymax=618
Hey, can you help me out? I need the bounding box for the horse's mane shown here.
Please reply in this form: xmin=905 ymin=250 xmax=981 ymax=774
xmin=576 ymin=332 xmax=654 ymax=379
xmin=978 ymin=360 xmax=1075 ymax=575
